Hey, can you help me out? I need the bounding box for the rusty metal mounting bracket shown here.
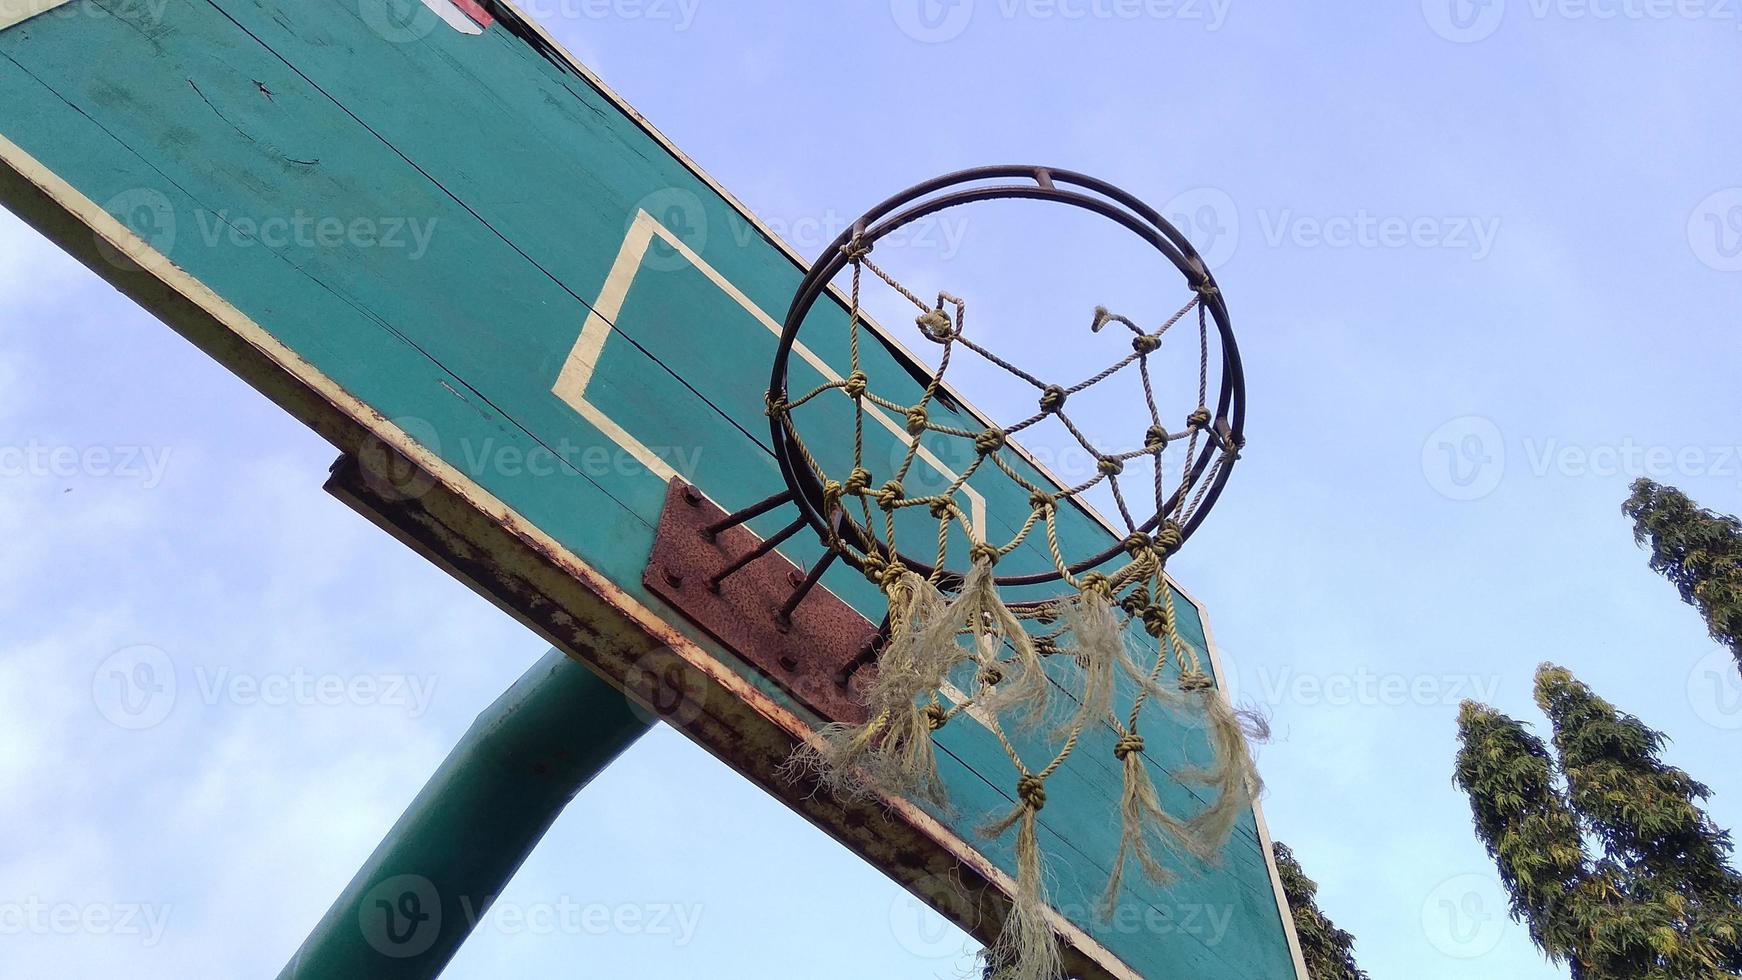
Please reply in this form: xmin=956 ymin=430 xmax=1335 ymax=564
xmin=643 ymin=479 xmax=881 ymax=725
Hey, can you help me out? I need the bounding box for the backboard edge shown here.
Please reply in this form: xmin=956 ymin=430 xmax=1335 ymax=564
xmin=1186 ymin=584 xmax=1313 ymax=980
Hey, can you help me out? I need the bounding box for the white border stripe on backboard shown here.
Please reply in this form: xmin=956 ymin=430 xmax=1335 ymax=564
xmin=0 ymin=0 xmax=75 ymax=31
xmin=1197 ymin=598 xmax=1315 ymax=980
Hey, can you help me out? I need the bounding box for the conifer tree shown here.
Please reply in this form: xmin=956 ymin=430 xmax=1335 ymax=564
xmin=1272 ymin=841 xmax=1369 ymax=979
xmin=1535 ymin=666 xmax=1742 ymax=976
xmin=1453 ymin=699 xmax=1587 ymax=965
xmin=1455 ymin=664 xmax=1742 ymax=978
xmin=1624 ymin=479 xmax=1742 ymax=673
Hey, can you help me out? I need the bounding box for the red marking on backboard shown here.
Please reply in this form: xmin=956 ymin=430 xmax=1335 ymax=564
xmin=451 ymin=0 xmax=493 ymax=28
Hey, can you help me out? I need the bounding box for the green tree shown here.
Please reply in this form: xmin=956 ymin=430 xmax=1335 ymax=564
xmin=1453 ymin=698 xmax=1586 ymax=963
xmin=1455 ymin=664 xmax=1742 ymax=979
xmin=1624 ymin=479 xmax=1742 ymax=673
xmin=1272 ymin=841 xmax=1369 ymax=979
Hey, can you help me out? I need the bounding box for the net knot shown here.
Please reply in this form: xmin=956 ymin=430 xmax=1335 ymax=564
xmin=1039 ymin=385 xmax=1069 ymax=414
xmin=1133 ymin=333 xmax=1162 ymax=355
xmin=764 ymin=395 xmax=791 ymax=418
xmin=1097 ymin=456 xmax=1125 ymax=477
xmin=875 ymin=480 xmax=906 ymax=510
xmin=1179 ymin=671 xmax=1215 ymax=693
xmin=979 ymin=664 xmax=1005 ymax=687
xmin=841 ymin=238 xmax=872 ymax=262
xmin=975 ymin=428 xmax=1007 ymax=455
xmin=929 ymin=499 xmax=955 ymax=520
xmin=843 ymin=467 xmax=873 ymax=495
xmin=924 ymin=703 xmax=951 ymax=731
xmin=917 ymin=308 xmax=955 ymax=343
xmin=1119 ymin=586 xmax=1151 ymax=617
xmin=1080 ymin=572 xmax=1114 ymax=599
xmin=969 ymin=542 xmax=1001 ymax=566
xmin=878 ymin=562 xmax=908 ymax=591
xmin=1029 ymin=490 xmax=1055 ymax=511
xmin=860 ymin=555 xmax=890 ymax=585
xmin=1017 ymin=775 xmax=1048 ymax=812
xmin=1145 ymin=425 xmax=1170 ymax=452
xmin=1140 ymin=604 xmax=1169 ymax=638
xmin=1195 ymin=281 xmax=1220 ymax=298
xmin=822 ymin=480 xmax=846 ymax=516
xmin=1156 ymin=520 xmax=1184 ymax=556
xmin=843 ymin=371 xmax=869 ymax=399
xmin=905 ymin=406 xmax=929 ymax=435
xmin=1114 ymin=734 xmax=1146 ymax=760
xmin=1122 ymin=532 xmax=1154 ymax=559
xmin=1187 ymin=407 xmax=1213 ymax=430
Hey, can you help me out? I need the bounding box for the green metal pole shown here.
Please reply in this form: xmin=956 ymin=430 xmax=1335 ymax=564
xmin=278 ymin=648 xmax=654 ymax=979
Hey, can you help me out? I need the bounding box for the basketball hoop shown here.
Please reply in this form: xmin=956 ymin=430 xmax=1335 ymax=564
xmin=761 ymin=166 xmax=1260 ymax=980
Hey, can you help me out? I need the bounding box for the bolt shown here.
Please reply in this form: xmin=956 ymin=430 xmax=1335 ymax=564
xmin=681 ymin=484 xmax=703 ymax=506
xmin=661 ymin=567 xmax=683 ymax=588
xmin=778 ymin=655 xmax=799 ymax=672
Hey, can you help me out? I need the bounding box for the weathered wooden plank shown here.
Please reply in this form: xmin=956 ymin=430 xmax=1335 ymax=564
xmin=0 ymin=3 xmax=1304 ymax=976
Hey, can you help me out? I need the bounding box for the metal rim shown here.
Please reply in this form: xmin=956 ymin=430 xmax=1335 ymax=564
xmin=768 ymin=166 xmax=1245 ymax=590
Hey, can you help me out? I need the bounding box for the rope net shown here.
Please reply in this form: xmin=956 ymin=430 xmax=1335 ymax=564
xmin=770 ymin=239 xmax=1259 ymax=980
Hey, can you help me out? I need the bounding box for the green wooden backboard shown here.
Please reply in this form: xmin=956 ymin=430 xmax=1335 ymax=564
xmin=0 ymin=2 xmax=1306 ymax=976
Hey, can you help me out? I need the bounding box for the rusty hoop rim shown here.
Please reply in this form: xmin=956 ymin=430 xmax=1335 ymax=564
xmin=768 ymin=165 xmax=1245 ymax=591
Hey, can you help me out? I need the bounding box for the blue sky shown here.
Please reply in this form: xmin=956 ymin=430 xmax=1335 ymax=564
xmin=3 ymin=1 xmax=1742 ymax=978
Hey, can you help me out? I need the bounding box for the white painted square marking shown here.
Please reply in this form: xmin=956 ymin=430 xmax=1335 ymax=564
xmin=554 ymin=209 xmax=986 ymax=537
xmin=1 ymin=0 xmax=78 ymax=32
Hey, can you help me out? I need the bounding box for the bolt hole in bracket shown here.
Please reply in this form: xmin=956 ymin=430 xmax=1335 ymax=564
xmin=643 ymin=479 xmax=882 ymax=725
